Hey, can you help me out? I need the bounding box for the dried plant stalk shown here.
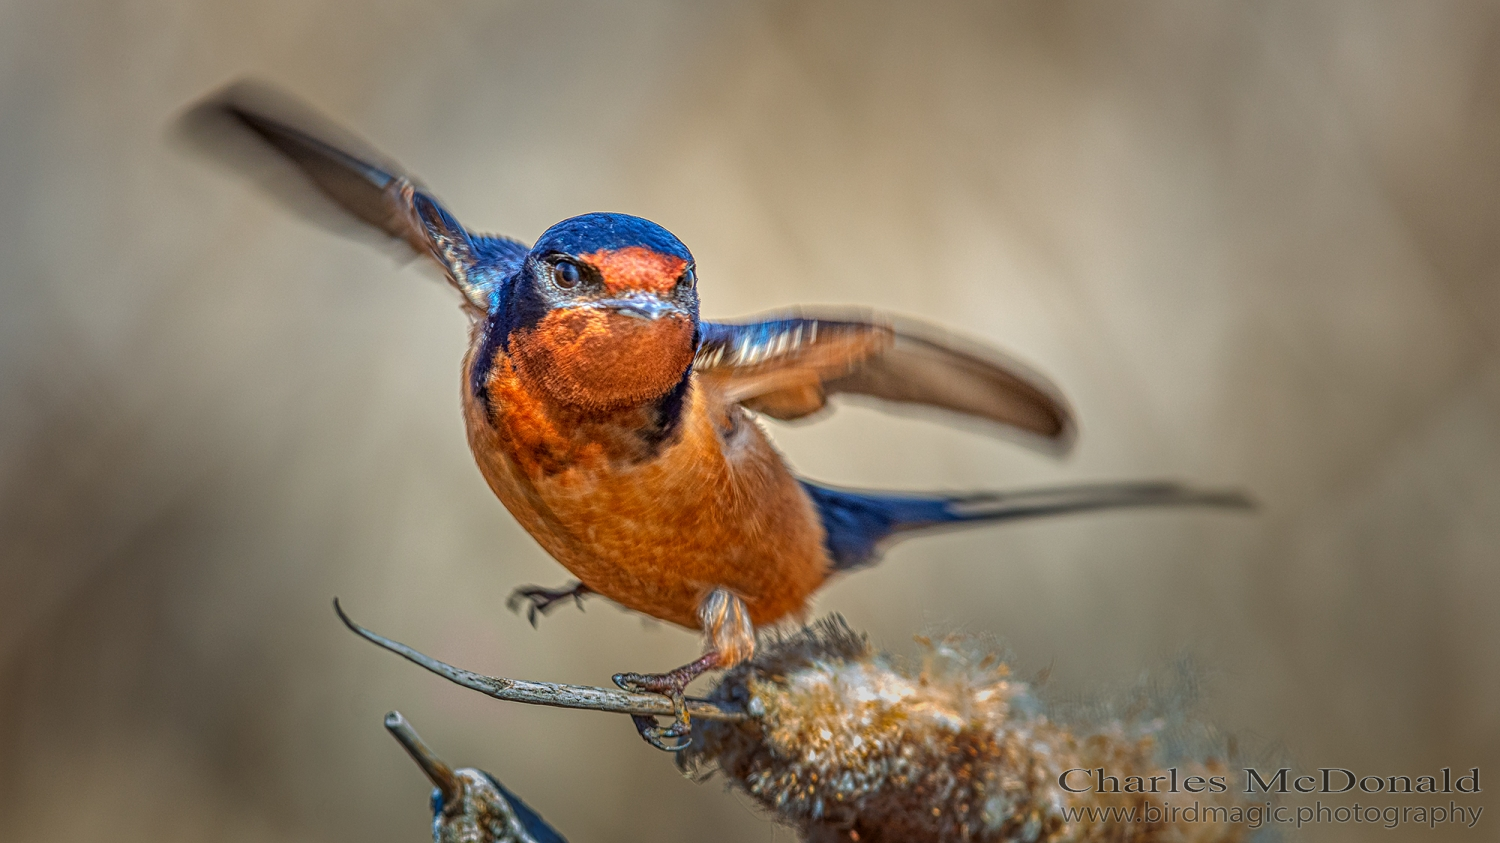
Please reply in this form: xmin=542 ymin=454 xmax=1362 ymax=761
xmin=336 ymin=599 xmax=744 ymax=722
xmin=682 ymin=618 xmax=1251 ymax=843
xmin=386 ymin=711 xmax=568 ymax=843
xmin=341 ymin=604 xmax=1255 ymax=842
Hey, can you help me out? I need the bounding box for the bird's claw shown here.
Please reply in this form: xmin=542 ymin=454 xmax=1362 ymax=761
xmin=615 ymin=669 xmax=695 ymax=752
xmin=629 ymin=713 xmax=693 ymax=752
xmin=506 ymin=582 xmax=591 ymax=628
xmin=612 ymin=652 xmax=723 ymax=752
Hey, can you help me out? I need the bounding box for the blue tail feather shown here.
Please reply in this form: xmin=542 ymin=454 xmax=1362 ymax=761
xmin=800 ymin=479 xmax=1251 ymax=572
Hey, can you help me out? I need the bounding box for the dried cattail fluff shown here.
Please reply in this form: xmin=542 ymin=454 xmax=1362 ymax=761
xmin=681 ymin=618 xmax=1251 ymax=843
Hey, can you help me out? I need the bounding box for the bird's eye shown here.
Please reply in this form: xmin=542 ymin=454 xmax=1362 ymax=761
xmin=677 ymin=267 xmax=696 ymax=290
xmin=553 ymin=259 xmax=581 ymax=289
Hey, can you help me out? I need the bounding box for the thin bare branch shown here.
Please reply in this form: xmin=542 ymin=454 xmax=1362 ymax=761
xmin=385 ymin=711 xmax=460 ymax=803
xmin=334 ymin=599 xmax=747 ymax=722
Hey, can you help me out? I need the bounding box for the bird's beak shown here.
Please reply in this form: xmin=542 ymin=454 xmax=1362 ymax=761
xmin=597 ymin=293 xmax=684 ymax=321
xmin=385 ymin=711 xmax=461 ymax=806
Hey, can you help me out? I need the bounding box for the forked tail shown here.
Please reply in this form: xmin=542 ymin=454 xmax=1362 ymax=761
xmin=800 ymin=479 xmax=1252 ymax=572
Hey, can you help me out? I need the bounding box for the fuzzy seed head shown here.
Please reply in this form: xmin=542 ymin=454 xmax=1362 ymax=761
xmin=682 ymin=618 xmax=1252 ymax=843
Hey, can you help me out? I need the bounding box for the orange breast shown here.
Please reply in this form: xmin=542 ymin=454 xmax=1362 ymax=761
xmin=461 ymin=343 xmax=831 ymax=630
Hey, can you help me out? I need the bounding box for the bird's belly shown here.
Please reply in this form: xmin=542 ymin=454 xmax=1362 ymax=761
xmin=530 ymin=470 xmax=825 ymax=629
xmin=467 ymin=396 xmax=829 ymax=630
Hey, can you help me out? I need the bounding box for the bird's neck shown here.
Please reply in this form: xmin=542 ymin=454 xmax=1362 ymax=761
xmin=478 ymin=353 xmax=692 ymax=477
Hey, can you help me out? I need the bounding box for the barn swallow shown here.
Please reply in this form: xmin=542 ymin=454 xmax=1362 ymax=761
xmin=183 ymin=82 xmax=1248 ymax=750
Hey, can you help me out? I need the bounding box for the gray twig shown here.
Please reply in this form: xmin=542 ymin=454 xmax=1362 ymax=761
xmin=334 ymin=599 xmax=746 ymax=722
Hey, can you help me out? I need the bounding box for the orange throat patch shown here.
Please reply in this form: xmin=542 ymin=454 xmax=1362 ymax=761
xmin=509 ymin=307 xmax=695 ymax=411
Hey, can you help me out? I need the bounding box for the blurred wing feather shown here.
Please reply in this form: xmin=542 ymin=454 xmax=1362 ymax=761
xmin=179 ymin=80 xmax=523 ymax=310
xmin=695 ymin=311 xmax=1074 ymax=452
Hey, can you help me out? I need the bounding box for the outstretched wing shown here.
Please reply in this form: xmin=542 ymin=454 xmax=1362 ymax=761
xmin=178 ymin=80 xmax=525 ymax=311
xmin=695 ymin=311 xmax=1074 ymax=452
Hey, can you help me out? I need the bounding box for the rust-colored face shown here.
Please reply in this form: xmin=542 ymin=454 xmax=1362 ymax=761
xmin=581 ymin=246 xmax=687 ymax=295
xmin=505 ymin=242 xmax=699 ymax=411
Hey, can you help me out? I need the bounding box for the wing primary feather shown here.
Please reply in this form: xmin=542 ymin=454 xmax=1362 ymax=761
xmin=178 ymin=81 xmax=418 ymax=243
xmin=177 ymin=80 xmax=519 ymax=310
xmin=696 ymin=310 xmax=1074 ymax=452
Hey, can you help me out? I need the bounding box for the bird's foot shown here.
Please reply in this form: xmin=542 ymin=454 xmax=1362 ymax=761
xmin=506 ymin=581 xmax=593 ymax=628
xmin=613 ymin=651 xmax=722 ymax=752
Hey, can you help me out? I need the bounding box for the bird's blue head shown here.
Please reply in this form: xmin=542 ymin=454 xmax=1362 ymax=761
xmin=503 ymin=213 xmax=700 ymax=411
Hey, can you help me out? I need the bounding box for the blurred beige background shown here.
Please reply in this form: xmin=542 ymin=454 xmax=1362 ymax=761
xmin=2 ymin=2 xmax=1497 ymax=841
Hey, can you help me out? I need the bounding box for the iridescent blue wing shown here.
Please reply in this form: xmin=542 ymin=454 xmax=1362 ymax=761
xmin=695 ymin=310 xmax=1074 ymax=452
xmin=180 ymin=81 xmax=523 ymax=312
xmin=485 ymin=774 xmax=570 ymax=843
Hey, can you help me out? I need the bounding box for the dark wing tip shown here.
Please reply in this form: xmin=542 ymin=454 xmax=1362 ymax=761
xmin=207 ymin=81 xmax=402 ymax=189
xmin=173 ymin=79 xmax=417 ymax=249
xmin=697 ymin=308 xmax=1080 ymax=456
xmin=827 ymin=312 xmax=1079 ymax=457
xmin=177 ymin=79 xmax=403 ymax=177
